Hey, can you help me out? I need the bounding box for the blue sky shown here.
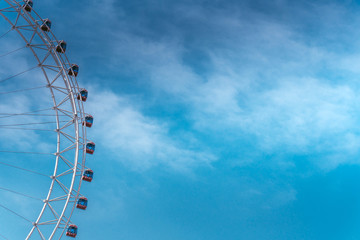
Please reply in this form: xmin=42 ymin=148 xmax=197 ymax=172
xmin=3 ymin=0 xmax=360 ymax=239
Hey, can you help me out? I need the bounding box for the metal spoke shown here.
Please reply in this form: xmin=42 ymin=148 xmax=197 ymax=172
xmin=0 ymin=186 xmax=43 ymax=201
xmin=0 ymin=113 xmax=61 ymax=117
xmin=0 ymin=161 xmax=49 ymax=177
xmin=0 ymin=65 xmax=38 ymax=84
xmin=0 ymin=151 xmax=53 ymax=155
xmin=0 ymin=28 xmax=12 ymax=40
xmin=0 ymin=45 xmax=26 ymax=58
xmin=0 ymin=233 xmax=9 ymax=240
xmin=0 ymin=108 xmax=53 ymax=119
xmin=0 ymin=203 xmax=32 ymax=223
xmin=0 ymin=127 xmax=54 ymax=131
xmin=0 ymin=121 xmax=67 ymax=127
xmin=0 ymin=85 xmax=46 ymax=95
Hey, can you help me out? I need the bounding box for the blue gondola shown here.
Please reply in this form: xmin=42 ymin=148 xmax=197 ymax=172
xmin=68 ymin=64 xmax=79 ymax=77
xmin=56 ymin=40 xmax=67 ymax=53
xmin=40 ymin=19 xmax=51 ymax=32
xmin=77 ymin=89 xmax=88 ymax=102
xmin=76 ymin=197 xmax=88 ymax=210
xmin=66 ymin=225 xmax=77 ymax=238
xmin=86 ymin=142 xmax=95 ymax=154
xmin=83 ymin=115 xmax=93 ymax=128
xmin=82 ymin=169 xmax=93 ymax=182
xmin=23 ymin=0 xmax=33 ymax=12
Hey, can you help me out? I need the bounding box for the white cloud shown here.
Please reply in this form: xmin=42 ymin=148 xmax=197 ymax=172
xmin=243 ymin=78 xmax=360 ymax=151
xmin=86 ymin=88 xmax=216 ymax=172
xmin=44 ymin=0 xmax=360 ymax=172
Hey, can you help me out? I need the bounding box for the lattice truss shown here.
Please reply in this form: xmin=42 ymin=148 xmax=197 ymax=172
xmin=0 ymin=1 xmax=92 ymax=239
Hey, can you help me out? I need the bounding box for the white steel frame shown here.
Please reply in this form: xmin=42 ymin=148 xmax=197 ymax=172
xmin=0 ymin=0 xmax=88 ymax=239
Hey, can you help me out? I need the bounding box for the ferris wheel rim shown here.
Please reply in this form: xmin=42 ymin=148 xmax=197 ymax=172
xmin=0 ymin=0 xmax=89 ymax=239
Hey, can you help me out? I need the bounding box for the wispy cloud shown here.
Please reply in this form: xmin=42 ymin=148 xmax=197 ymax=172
xmin=124 ymin=5 xmax=360 ymax=172
xmin=43 ymin=0 xmax=360 ymax=174
xmin=87 ymin=88 xmax=216 ymax=172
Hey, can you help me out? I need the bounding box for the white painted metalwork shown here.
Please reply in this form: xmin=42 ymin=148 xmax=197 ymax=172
xmin=0 ymin=0 xmax=90 ymax=239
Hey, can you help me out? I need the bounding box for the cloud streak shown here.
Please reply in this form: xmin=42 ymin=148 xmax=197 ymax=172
xmin=87 ymin=88 xmax=216 ymax=172
xmin=59 ymin=0 xmax=360 ymax=173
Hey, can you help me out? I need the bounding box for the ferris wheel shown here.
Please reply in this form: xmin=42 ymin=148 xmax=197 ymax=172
xmin=0 ymin=0 xmax=94 ymax=239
